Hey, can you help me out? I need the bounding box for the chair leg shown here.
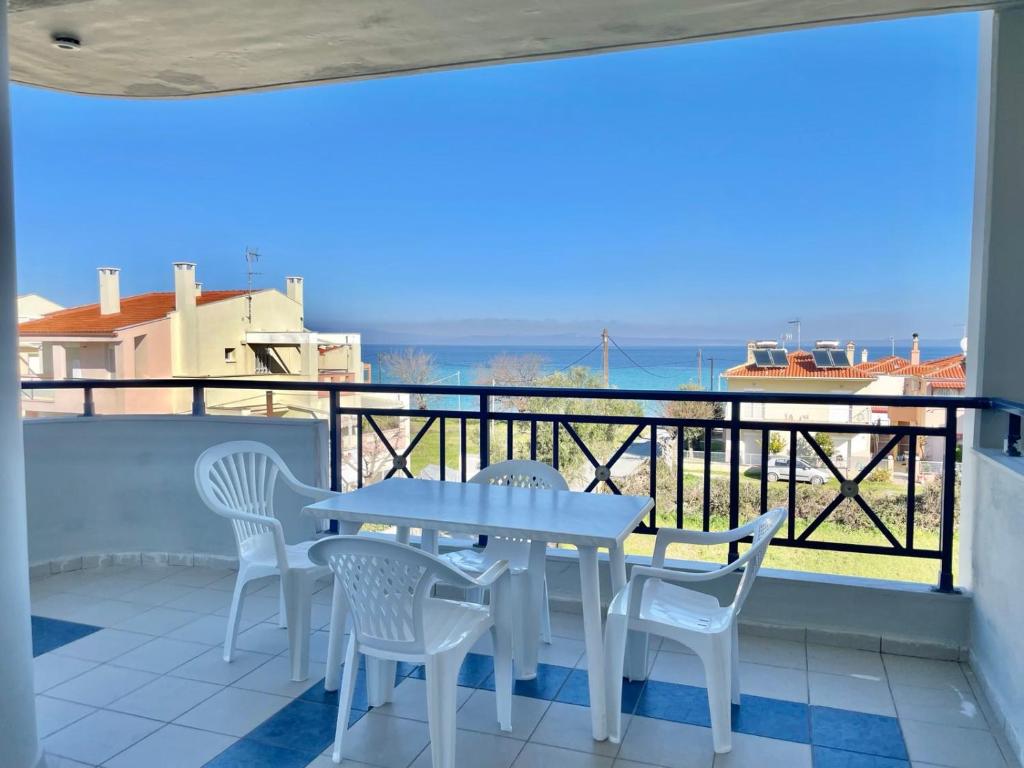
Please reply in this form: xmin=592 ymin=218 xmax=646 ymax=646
xmin=331 ymin=636 xmax=360 ymax=764
xmin=223 ymin=568 xmax=251 ymax=662
xmin=730 ymin=621 xmax=741 ymax=705
xmin=540 ymin=577 xmax=552 ymax=644
xmin=284 ymin=570 xmax=314 ymax=682
xmin=603 ymin=613 xmax=628 ymax=743
xmin=425 ymin=651 xmax=460 ymax=768
xmin=278 ymin=577 xmax=287 ymax=629
xmin=704 ymin=637 xmax=733 ymax=754
xmin=624 ymin=630 xmax=650 ymax=682
xmin=325 ymin=574 xmax=347 ymax=692
xmin=365 ymin=657 xmax=397 ymax=707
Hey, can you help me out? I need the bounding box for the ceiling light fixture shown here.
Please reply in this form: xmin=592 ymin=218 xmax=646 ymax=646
xmin=51 ymin=34 xmax=81 ymax=51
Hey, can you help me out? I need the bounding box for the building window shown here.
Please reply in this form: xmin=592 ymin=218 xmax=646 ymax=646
xmin=225 ymin=347 xmax=236 ymax=364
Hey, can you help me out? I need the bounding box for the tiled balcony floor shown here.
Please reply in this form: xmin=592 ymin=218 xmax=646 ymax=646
xmin=29 ymin=565 xmax=1017 ymax=768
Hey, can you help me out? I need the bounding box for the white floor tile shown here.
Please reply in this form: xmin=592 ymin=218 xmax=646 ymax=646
xmin=737 ymin=662 xmax=807 ymax=703
xmin=108 ymin=675 xmax=223 ymax=721
xmin=52 ymin=629 xmax=152 ymax=663
xmin=531 ymin=701 xmax=624 ymax=757
xmin=648 ymin=652 xmax=704 ymax=686
xmin=235 ymin=622 xmax=292 ymax=655
xmin=711 ymin=732 xmax=811 ymax=768
xmin=901 ymin=719 xmax=1007 ymax=768
xmin=372 ymin=677 xmax=472 ymax=723
xmin=103 ymin=723 xmax=235 ymax=768
xmin=119 ymin=581 xmax=199 ymax=607
xmin=232 ymin=655 xmax=327 ymax=698
xmin=163 ymin=588 xmax=234 ymax=614
xmin=538 ymin=637 xmax=586 ymax=668
xmin=68 ymin=599 xmax=151 ymax=627
xmin=163 ymin=567 xmax=237 ymax=587
xmin=34 ymin=695 xmax=95 ymax=738
xmin=46 ymin=664 xmax=159 ymax=707
xmin=332 ymin=712 xmax=430 ymax=768
xmin=892 ymin=682 xmax=991 ymax=730
xmin=32 ymin=593 xmax=98 ymax=621
xmin=410 ymin=728 xmax=524 ymax=768
xmin=213 ymin=595 xmax=279 ymax=623
xmin=109 ymin=637 xmax=211 ymax=674
xmin=174 ymin=686 xmax=292 ymax=736
xmin=34 ymin=654 xmax=98 ymax=693
xmin=613 ymin=761 xmax=661 ymax=768
xmin=42 ymin=709 xmax=162 ymax=765
xmin=737 ymin=637 xmax=805 ymax=670
xmin=883 ymin=655 xmax=968 ymax=689
xmin=41 ymin=755 xmax=94 ymax=768
xmin=617 ymin=716 xmax=715 ymax=768
xmin=513 ymin=742 xmax=614 ymax=768
xmin=808 ymin=671 xmax=895 ymax=716
xmin=165 ymin=614 xmax=244 ymax=645
xmin=549 ymin=612 xmax=586 ymax=641
xmin=806 ymin=644 xmax=886 ymax=680
xmin=169 ymin=646 xmax=273 ymax=685
xmin=458 ymin=689 xmax=551 ymax=741
xmin=112 ymin=606 xmax=205 ymax=636
xmin=63 ymin=576 xmax=152 ymax=600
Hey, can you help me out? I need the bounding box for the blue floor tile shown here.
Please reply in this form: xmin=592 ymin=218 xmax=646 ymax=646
xmin=409 ymin=652 xmax=494 ymax=689
xmin=203 ymin=738 xmax=312 ymax=768
xmin=557 ymin=669 xmax=645 ymax=714
xmin=812 ymin=746 xmax=910 ymax=768
xmin=732 ymin=695 xmax=810 ymax=744
xmin=811 ymin=707 xmax=907 ymax=761
xmin=634 ymin=680 xmax=711 ymax=727
xmin=480 ymin=662 xmax=573 ymax=700
xmin=30 ymin=615 xmax=101 ymax=657
xmin=246 ymin=698 xmax=341 ymax=758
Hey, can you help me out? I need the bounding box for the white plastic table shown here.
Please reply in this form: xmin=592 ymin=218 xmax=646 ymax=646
xmin=304 ymin=477 xmax=653 ymax=740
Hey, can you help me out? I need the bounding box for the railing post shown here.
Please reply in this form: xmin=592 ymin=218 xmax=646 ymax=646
xmin=81 ymin=386 xmax=94 ymax=417
xmin=1006 ymin=412 xmax=1021 ymax=457
xmin=328 ymin=389 xmax=340 ymax=535
xmin=728 ymin=400 xmax=741 ymax=562
xmin=478 ymin=394 xmax=490 ymax=548
xmin=936 ymin=406 xmax=957 ymax=592
xmin=191 ymin=386 xmax=206 ymax=416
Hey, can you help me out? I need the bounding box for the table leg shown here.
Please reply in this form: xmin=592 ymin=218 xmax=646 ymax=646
xmin=578 ymin=545 xmax=608 ymax=740
xmin=514 ymin=540 xmax=547 ymax=680
xmin=421 ymin=528 xmax=439 ymax=555
xmin=396 ymin=526 xmax=411 ymax=545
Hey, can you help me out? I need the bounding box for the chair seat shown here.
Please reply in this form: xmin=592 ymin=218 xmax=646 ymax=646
xmin=441 ymin=547 xmax=529 ymax=575
xmin=244 ymin=539 xmax=331 ymax=575
xmin=608 ymin=578 xmax=731 ymax=635
xmin=421 ymin=598 xmax=492 ymax=654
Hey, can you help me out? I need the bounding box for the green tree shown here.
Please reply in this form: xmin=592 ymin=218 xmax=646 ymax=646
xmin=814 ymin=432 xmax=835 ymax=459
xmin=768 ymin=431 xmax=786 ymax=456
xmin=660 ymin=383 xmax=724 ymax=449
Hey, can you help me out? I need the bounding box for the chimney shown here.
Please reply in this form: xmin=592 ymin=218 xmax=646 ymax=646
xmin=911 ymin=333 xmax=921 ymax=365
xmin=173 ymin=262 xmax=197 ymax=311
xmin=861 ymin=348 xmax=869 ymax=364
xmin=746 ymin=340 xmax=756 ymax=365
xmin=172 ymin=262 xmax=199 ymax=376
xmin=98 ymin=267 xmax=121 ymax=315
xmin=286 ymin=276 xmax=303 ymax=306
xmin=194 ymin=282 xmax=202 ymax=297
xmin=846 ymin=340 xmax=856 ymax=365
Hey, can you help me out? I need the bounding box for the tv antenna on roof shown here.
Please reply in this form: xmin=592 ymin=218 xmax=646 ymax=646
xmin=244 ymin=247 xmax=261 ymax=325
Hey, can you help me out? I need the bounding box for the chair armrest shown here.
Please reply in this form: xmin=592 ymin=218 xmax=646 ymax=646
xmin=471 ymin=559 xmax=510 ymax=587
xmin=651 ymin=518 xmax=764 ymax=566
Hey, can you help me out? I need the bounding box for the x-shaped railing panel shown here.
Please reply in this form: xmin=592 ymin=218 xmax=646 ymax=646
xmin=364 ymin=414 xmax=437 ymax=479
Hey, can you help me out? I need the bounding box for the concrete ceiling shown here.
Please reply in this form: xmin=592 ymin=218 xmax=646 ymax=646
xmin=8 ymin=0 xmax=1003 ymax=98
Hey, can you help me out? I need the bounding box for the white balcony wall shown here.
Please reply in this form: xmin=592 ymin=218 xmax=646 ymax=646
xmin=963 ymin=9 xmax=1024 ymax=764
xmin=24 ymin=415 xmax=328 ymax=564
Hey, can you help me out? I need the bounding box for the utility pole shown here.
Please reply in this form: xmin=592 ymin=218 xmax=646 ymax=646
xmin=889 ymin=336 xmax=895 ymax=357
xmin=708 ymin=357 xmax=716 ymax=392
xmin=601 ymin=328 xmax=609 ymax=388
xmin=244 ymin=248 xmax=261 ymax=325
xmin=377 ymin=353 xmax=382 ymax=383
xmin=697 ymin=348 xmax=703 ymax=389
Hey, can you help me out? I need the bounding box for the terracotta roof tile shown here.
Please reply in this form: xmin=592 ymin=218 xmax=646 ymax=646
xmin=18 ymin=290 xmax=249 ymax=337
xmin=722 ymin=350 xmax=875 ymax=380
xmin=855 ymin=355 xmax=908 ymax=374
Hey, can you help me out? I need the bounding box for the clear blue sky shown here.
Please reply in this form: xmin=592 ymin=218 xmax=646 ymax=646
xmin=11 ymin=12 xmax=979 ymax=345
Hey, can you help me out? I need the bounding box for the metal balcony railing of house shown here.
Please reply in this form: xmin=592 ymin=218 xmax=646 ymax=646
xmin=20 ymin=378 xmax=1024 ymax=593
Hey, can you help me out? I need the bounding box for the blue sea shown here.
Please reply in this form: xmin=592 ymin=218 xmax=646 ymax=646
xmin=362 ymin=342 xmax=962 ymax=410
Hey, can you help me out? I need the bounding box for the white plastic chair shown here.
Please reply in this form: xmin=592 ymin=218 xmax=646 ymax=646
xmin=604 ymin=508 xmax=786 ymax=753
xmin=194 ymin=440 xmax=336 ymax=682
xmin=440 ymin=460 xmax=567 ymax=647
xmin=310 ymin=536 xmax=514 ymax=767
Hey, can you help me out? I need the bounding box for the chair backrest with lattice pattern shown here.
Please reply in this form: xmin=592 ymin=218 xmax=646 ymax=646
xmin=310 ymin=536 xmax=476 ymax=654
xmin=470 ymin=460 xmax=568 ymax=555
xmin=729 ymin=507 xmax=786 ymax=616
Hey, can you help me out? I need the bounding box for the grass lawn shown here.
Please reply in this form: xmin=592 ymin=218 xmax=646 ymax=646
xmin=400 ymin=417 xmax=955 ymax=586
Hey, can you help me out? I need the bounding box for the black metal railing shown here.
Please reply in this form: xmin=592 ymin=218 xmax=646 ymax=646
xmin=20 ymin=377 xmax=1024 ymax=592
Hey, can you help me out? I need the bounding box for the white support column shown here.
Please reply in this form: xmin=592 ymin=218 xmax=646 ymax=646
xmin=0 ymin=3 xmax=45 ymax=767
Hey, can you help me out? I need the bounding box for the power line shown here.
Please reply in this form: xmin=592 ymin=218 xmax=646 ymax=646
xmin=554 ymin=342 xmax=603 ymax=373
xmin=607 ymin=335 xmax=674 ymax=379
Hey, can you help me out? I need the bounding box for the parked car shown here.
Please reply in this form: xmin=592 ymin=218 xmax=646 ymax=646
xmin=765 ymin=456 xmax=828 ymax=485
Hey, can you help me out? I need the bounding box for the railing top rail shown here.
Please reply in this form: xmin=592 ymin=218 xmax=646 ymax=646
xmin=17 ymin=377 xmax=998 ymax=410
